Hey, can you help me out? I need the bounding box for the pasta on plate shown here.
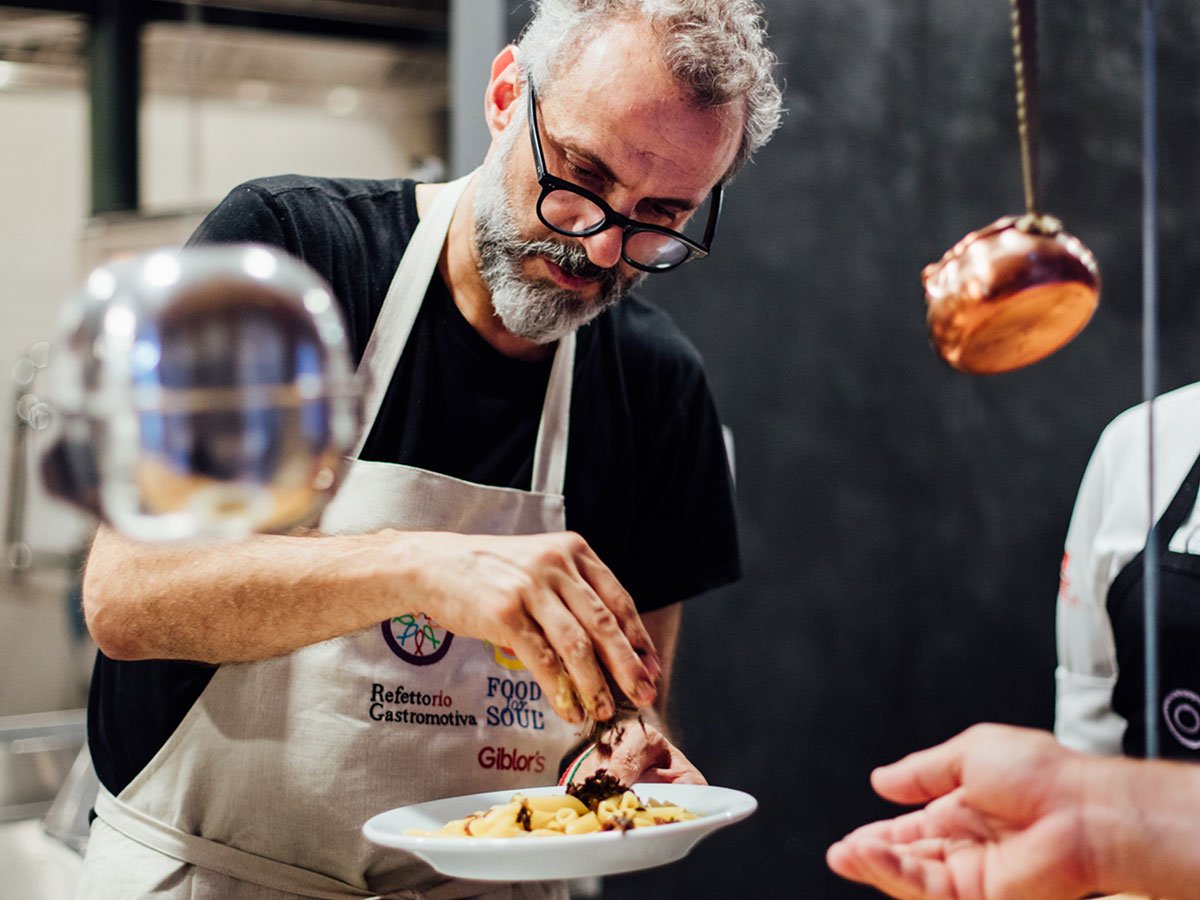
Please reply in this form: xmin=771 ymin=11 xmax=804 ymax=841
xmin=406 ymin=788 xmax=699 ymax=838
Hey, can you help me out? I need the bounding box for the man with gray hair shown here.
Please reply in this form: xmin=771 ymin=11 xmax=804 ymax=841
xmin=78 ymin=2 xmax=782 ymax=897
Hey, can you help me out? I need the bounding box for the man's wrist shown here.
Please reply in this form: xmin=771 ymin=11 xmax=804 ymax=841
xmin=1075 ymin=755 xmax=1131 ymax=894
xmin=369 ymin=529 xmax=430 ymax=605
xmin=1081 ymin=754 xmax=1200 ymax=898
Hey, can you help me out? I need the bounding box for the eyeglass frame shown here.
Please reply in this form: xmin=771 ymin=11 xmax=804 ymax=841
xmin=524 ymin=76 xmax=724 ymax=273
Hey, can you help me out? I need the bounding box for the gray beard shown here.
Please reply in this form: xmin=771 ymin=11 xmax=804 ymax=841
xmin=473 ymin=144 xmax=643 ymax=344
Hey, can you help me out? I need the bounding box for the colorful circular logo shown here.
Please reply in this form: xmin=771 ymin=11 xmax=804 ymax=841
xmin=381 ymin=612 xmax=453 ymax=666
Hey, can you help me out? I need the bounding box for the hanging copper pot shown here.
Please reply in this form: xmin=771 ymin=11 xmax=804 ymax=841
xmin=923 ymin=213 xmax=1099 ymax=374
xmin=924 ymin=0 xmax=1100 ymax=375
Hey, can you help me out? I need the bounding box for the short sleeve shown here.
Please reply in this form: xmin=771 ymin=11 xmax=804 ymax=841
xmin=185 ymin=183 xmax=292 ymax=252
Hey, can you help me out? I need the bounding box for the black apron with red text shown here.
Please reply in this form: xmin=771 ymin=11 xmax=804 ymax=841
xmin=1107 ymin=447 xmax=1200 ymax=759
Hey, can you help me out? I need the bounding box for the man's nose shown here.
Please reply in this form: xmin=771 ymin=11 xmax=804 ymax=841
xmin=579 ymin=224 xmax=624 ymax=270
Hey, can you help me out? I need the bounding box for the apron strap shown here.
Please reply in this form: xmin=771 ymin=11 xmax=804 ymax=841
xmin=530 ymin=330 xmax=574 ymax=496
xmin=1108 ymin=446 xmax=1200 ymax=608
xmin=351 ymin=173 xmax=475 ymax=459
xmin=1152 ymin=446 xmax=1200 ymax=551
xmin=94 ymin=788 xmax=399 ymax=900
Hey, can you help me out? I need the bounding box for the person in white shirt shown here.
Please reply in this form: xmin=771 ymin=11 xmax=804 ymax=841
xmin=1056 ymin=381 xmax=1200 ymax=758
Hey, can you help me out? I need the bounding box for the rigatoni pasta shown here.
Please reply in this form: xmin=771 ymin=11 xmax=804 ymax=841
xmin=406 ymin=787 xmax=699 ymax=838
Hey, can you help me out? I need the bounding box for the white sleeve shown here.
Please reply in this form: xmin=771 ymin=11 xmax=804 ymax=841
xmin=1054 ymin=437 xmax=1126 ymax=755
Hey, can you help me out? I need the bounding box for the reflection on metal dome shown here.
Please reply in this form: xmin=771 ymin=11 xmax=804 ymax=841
xmin=42 ymin=244 xmax=361 ymax=541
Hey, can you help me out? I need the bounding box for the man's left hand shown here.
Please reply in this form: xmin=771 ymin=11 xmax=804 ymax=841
xmin=568 ymin=720 xmax=705 ymax=786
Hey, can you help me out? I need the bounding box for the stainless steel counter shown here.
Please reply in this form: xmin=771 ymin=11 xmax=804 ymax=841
xmin=0 ymin=709 xmax=85 ymax=823
xmin=0 ymin=708 xmax=94 ymax=900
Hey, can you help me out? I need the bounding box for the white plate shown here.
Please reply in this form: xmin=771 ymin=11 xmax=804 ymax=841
xmin=362 ymin=783 xmax=757 ymax=882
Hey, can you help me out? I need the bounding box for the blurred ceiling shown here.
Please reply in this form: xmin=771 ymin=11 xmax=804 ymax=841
xmin=0 ymin=2 xmax=447 ymax=103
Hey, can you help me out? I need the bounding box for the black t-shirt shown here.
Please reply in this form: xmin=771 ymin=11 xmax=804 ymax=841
xmin=88 ymin=175 xmax=741 ymax=794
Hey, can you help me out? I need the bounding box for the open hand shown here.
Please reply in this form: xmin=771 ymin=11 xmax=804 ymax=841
xmin=826 ymin=724 xmax=1093 ymax=900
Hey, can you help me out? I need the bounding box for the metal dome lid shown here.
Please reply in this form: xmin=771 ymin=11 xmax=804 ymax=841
xmin=43 ymin=244 xmax=362 ymax=541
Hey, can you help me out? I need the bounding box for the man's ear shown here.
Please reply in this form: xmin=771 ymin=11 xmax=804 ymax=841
xmin=484 ymin=45 xmax=522 ymax=139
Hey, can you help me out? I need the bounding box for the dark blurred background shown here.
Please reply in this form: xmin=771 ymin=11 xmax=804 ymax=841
xmin=2 ymin=0 xmax=1197 ymax=896
xmin=504 ymin=0 xmax=1200 ymax=897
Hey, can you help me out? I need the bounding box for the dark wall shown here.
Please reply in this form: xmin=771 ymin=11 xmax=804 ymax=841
xmin=505 ymin=2 xmax=1200 ymax=897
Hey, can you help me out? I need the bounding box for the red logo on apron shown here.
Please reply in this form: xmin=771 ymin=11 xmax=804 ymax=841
xmin=381 ymin=612 xmax=454 ymax=665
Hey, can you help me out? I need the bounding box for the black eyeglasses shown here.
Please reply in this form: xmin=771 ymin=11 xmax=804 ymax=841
xmin=525 ymin=78 xmax=723 ymax=273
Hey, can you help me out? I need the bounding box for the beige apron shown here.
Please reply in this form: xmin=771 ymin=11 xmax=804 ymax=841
xmin=78 ymin=174 xmax=578 ymax=900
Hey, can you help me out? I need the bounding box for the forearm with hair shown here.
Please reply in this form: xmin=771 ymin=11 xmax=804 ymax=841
xmin=83 ymin=525 xmax=406 ymax=664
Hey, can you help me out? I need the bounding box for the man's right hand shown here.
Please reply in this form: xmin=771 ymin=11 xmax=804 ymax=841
xmin=386 ymin=530 xmax=661 ymax=724
xmin=826 ymin=724 xmax=1095 ymax=900
xmin=84 ymin=526 xmax=658 ymax=726
xmin=826 ymin=723 xmax=1200 ymax=900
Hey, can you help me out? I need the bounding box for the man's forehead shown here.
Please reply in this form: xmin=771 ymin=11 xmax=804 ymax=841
xmin=539 ymin=72 xmax=742 ymax=197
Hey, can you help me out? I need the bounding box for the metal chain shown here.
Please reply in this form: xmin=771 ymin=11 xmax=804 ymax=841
xmin=1009 ymin=0 xmax=1059 ymax=234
